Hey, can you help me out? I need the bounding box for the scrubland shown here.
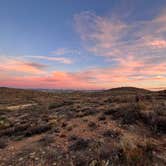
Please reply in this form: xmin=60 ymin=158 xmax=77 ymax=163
xmin=0 ymin=87 xmax=165 ymax=166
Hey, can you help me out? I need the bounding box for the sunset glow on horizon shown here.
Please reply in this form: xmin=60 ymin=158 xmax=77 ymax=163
xmin=0 ymin=0 xmax=166 ymax=90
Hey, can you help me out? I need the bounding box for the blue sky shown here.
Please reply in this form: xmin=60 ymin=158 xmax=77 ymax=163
xmin=0 ymin=0 xmax=166 ymax=89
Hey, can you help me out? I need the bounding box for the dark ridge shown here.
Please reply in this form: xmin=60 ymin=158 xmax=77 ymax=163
xmin=105 ymin=87 xmax=151 ymax=93
xmin=158 ymin=89 xmax=166 ymax=93
xmin=107 ymin=87 xmax=151 ymax=92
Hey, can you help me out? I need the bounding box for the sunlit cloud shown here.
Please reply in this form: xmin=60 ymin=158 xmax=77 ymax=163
xmin=148 ymin=39 xmax=166 ymax=48
xmin=0 ymin=7 xmax=166 ymax=90
xmin=0 ymin=56 xmax=47 ymax=75
xmin=74 ymin=10 xmax=166 ymax=89
xmin=1 ymin=54 xmax=165 ymax=90
xmin=74 ymin=10 xmax=166 ymax=62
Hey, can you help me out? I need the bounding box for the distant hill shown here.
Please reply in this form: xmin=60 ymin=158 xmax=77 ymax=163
xmin=157 ymin=89 xmax=166 ymax=97
xmin=158 ymin=89 xmax=166 ymax=93
xmin=105 ymin=87 xmax=151 ymax=94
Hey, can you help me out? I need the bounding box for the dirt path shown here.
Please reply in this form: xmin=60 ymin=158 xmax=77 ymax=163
xmin=7 ymin=103 xmax=37 ymax=111
xmin=0 ymin=103 xmax=37 ymax=111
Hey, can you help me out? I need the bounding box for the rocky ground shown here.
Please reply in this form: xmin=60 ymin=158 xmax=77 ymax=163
xmin=0 ymin=87 xmax=165 ymax=166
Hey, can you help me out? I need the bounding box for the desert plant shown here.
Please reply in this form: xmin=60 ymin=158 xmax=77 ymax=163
xmin=69 ymin=138 xmax=90 ymax=151
xmin=25 ymin=124 xmax=51 ymax=137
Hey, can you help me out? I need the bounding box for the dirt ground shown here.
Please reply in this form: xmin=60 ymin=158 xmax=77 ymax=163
xmin=0 ymin=87 xmax=165 ymax=166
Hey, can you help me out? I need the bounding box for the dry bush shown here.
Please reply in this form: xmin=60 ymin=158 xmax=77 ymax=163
xmin=0 ymin=116 xmax=10 ymax=130
xmin=98 ymin=115 xmax=106 ymax=121
xmin=69 ymin=138 xmax=90 ymax=151
xmin=104 ymin=103 xmax=142 ymax=125
xmin=140 ymin=112 xmax=166 ymax=134
xmin=48 ymin=102 xmax=64 ymax=109
xmin=76 ymin=108 xmax=97 ymax=118
xmin=88 ymin=121 xmax=97 ymax=129
xmin=49 ymin=100 xmax=74 ymax=110
xmin=0 ymin=138 xmax=7 ymax=149
xmin=25 ymin=124 xmax=51 ymax=137
xmin=102 ymin=130 xmax=120 ymax=139
xmin=68 ymin=135 xmax=78 ymax=142
xmin=117 ymin=133 xmax=157 ymax=166
xmin=106 ymin=95 xmax=136 ymax=103
xmin=153 ymin=102 xmax=166 ymax=116
xmin=0 ymin=124 xmax=29 ymax=137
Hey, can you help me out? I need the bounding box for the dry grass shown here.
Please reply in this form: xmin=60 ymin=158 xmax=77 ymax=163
xmin=0 ymin=87 xmax=165 ymax=165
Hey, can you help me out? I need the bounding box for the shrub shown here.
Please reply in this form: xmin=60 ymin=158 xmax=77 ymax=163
xmin=48 ymin=102 xmax=64 ymax=109
xmin=109 ymin=103 xmax=141 ymax=124
xmin=0 ymin=124 xmax=29 ymax=137
xmin=103 ymin=109 xmax=113 ymax=115
xmin=0 ymin=116 xmax=10 ymax=130
xmin=69 ymin=138 xmax=90 ymax=151
xmin=102 ymin=130 xmax=120 ymax=139
xmin=68 ymin=135 xmax=78 ymax=141
xmin=61 ymin=122 xmax=67 ymax=128
xmin=0 ymin=138 xmax=7 ymax=149
xmin=25 ymin=124 xmax=51 ymax=137
xmin=88 ymin=121 xmax=97 ymax=129
xmin=140 ymin=112 xmax=166 ymax=134
xmin=98 ymin=115 xmax=106 ymax=121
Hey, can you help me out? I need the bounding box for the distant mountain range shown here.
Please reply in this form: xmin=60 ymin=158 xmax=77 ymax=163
xmin=0 ymin=86 xmax=165 ymax=94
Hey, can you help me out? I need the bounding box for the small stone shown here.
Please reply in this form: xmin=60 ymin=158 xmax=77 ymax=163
xmin=19 ymin=157 xmax=23 ymax=161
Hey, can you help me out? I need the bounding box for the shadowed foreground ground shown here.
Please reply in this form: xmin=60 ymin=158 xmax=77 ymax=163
xmin=0 ymin=87 xmax=165 ymax=166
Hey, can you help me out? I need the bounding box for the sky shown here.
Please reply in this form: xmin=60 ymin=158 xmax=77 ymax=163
xmin=0 ymin=0 xmax=166 ymax=90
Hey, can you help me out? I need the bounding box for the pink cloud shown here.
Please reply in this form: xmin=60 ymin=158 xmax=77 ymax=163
xmin=1 ymin=55 xmax=165 ymax=90
xmin=0 ymin=57 xmax=46 ymax=75
xmin=74 ymin=11 xmax=166 ymax=60
xmin=73 ymin=10 xmax=166 ymax=89
xmin=1 ymin=9 xmax=166 ymax=90
xmin=148 ymin=39 xmax=166 ymax=48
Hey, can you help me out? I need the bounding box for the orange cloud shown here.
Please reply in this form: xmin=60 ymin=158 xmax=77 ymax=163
xmin=148 ymin=40 xmax=166 ymax=48
xmin=0 ymin=57 xmax=46 ymax=75
xmin=1 ymin=9 xmax=166 ymax=90
xmin=1 ymin=55 xmax=165 ymax=90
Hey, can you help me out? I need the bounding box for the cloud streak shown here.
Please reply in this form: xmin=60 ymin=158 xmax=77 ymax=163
xmin=51 ymin=48 xmax=80 ymax=56
xmin=0 ymin=57 xmax=165 ymax=90
xmin=0 ymin=8 xmax=166 ymax=90
xmin=0 ymin=56 xmax=47 ymax=76
xmin=27 ymin=55 xmax=73 ymax=64
xmin=73 ymin=10 xmax=166 ymax=89
xmin=74 ymin=10 xmax=166 ymax=63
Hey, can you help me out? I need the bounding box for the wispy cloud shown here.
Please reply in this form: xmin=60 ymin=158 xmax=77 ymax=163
xmin=51 ymin=48 xmax=80 ymax=56
xmin=1 ymin=54 xmax=165 ymax=89
xmin=1 ymin=8 xmax=166 ymax=90
xmin=74 ymin=10 xmax=166 ymax=64
xmin=74 ymin=10 xmax=166 ymax=87
xmin=0 ymin=56 xmax=47 ymax=76
xmin=26 ymin=55 xmax=73 ymax=64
